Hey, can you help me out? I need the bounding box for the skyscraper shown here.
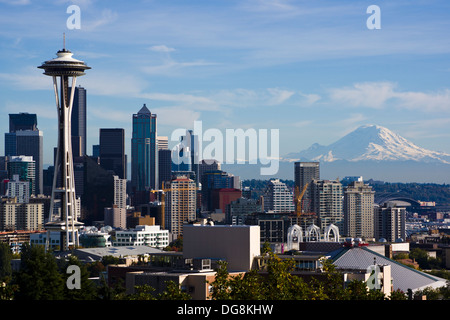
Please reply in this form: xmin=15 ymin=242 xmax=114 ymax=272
xmin=131 ymin=104 xmax=158 ymax=192
xmin=5 ymin=113 xmax=43 ymax=195
xmin=294 ymin=162 xmax=319 ymax=214
xmin=113 ymin=175 xmax=127 ymax=209
xmin=7 ymin=156 xmax=35 ymax=196
xmin=158 ymin=149 xmax=172 ymax=189
xmin=200 ymin=169 xmax=234 ymax=211
xmin=165 ymin=175 xmax=197 ymax=238
xmin=6 ymin=175 xmax=30 ymax=203
xmin=310 ymin=179 xmax=343 ymax=235
xmin=8 ymin=113 xmax=37 ymax=132
xmin=99 ymin=128 xmax=127 ymax=179
xmin=343 ymin=180 xmax=375 ymax=239
xmin=262 ymin=179 xmax=295 ymax=213
xmin=374 ymin=202 xmax=406 ymax=242
xmin=172 ymin=130 xmax=199 ymax=185
xmin=71 ymin=86 xmax=87 ymax=157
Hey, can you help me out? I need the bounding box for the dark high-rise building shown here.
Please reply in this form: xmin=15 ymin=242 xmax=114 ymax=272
xmin=131 ymin=104 xmax=158 ymax=191
xmin=5 ymin=113 xmax=43 ymax=195
xmin=200 ymin=170 xmax=235 ymax=212
xmin=294 ymin=162 xmax=319 ymax=214
xmin=71 ymin=86 xmax=87 ymax=157
xmin=99 ymin=128 xmax=127 ymax=180
xmin=81 ymin=156 xmax=114 ymax=224
xmin=158 ymin=149 xmax=172 ymax=189
xmin=9 ymin=113 xmax=37 ymax=132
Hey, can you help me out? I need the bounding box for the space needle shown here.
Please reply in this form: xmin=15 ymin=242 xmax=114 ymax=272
xmin=38 ymin=38 xmax=90 ymax=251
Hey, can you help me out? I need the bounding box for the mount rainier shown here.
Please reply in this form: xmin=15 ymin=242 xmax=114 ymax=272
xmin=284 ymin=124 xmax=450 ymax=164
xmin=223 ymin=124 xmax=450 ymax=183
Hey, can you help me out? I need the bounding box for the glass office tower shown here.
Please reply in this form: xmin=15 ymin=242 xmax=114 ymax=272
xmin=131 ymin=104 xmax=158 ymax=191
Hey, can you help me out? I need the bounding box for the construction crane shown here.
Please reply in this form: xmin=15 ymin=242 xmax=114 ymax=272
xmin=294 ymin=183 xmax=308 ymax=217
xmin=150 ymin=181 xmax=199 ymax=230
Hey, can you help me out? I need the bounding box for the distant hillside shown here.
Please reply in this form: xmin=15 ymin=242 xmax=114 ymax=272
xmin=242 ymin=179 xmax=450 ymax=206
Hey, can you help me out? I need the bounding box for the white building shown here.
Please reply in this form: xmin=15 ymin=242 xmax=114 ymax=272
xmin=6 ymin=174 xmax=30 ymax=203
xmin=343 ymin=180 xmax=375 ymax=239
xmin=263 ymin=179 xmax=294 ymax=213
xmin=0 ymin=198 xmax=44 ymax=231
xmin=30 ymin=231 xmax=73 ymax=249
xmin=113 ymin=175 xmax=127 ymax=209
xmin=114 ymin=225 xmax=169 ymax=249
xmin=183 ymin=224 xmax=260 ymax=271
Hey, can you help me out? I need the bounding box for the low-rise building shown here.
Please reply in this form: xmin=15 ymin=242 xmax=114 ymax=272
xmin=114 ymin=225 xmax=169 ymax=249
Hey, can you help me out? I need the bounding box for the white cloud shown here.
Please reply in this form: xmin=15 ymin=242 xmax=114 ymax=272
xmin=298 ymin=91 xmax=321 ymax=105
xmin=142 ymin=60 xmax=218 ymax=76
xmin=0 ymin=0 xmax=30 ymax=5
xmin=329 ymin=82 xmax=396 ymax=109
xmin=149 ymin=45 xmax=176 ymax=53
xmin=0 ymin=67 xmax=50 ymax=90
xmin=152 ymin=106 xmax=201 ymax=128
xmin=81 ymin=72 xmax=147 ymax=97
xmin=329 ymin=82 xmax=450 ymax=113
xmin=82 ymin=8 xmax=118 ymax=31
xmin=267 ymin=88 xmax=295 ymax=105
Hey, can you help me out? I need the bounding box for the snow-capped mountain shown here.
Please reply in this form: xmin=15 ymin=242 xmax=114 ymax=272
xmin=284 ymin=124 xmax=450 ymax=164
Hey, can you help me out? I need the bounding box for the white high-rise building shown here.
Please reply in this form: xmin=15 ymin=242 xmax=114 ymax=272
xmin=343 ymin=180 xmax=375 ymax=239
xmin=7 ymin=156 xmax=35 ymax=196
xmin=7 ymin=174 xmax=30 ymax=203
xmin=311 ymin=179 xmax=343 ymax=235
xmin=262 ymin=179 xmax=294 ymax=213
xmin=0 ymin=198 xmax=44 ymax=231
xmin=113 ymin=175 xmax=127 ymax=209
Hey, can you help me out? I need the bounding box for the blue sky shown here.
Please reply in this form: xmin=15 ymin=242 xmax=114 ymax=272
xmin=1 ymin=0 xmax=450 ymax=169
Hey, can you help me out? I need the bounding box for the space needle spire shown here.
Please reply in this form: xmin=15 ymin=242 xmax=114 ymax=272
xmin=38 ymin=40 xmax=90 ymax=251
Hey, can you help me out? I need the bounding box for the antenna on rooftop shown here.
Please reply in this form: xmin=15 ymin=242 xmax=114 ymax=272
xmin=63 ymin=32 xmax=65 ymax=50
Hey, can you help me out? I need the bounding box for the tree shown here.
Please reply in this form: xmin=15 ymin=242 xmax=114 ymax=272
xmin=101 ymin=255 xmax=121 ymax=266
xmin=0 ymin=242 xmax=12 ymax=280
xmin=126 ymin=284 xmax=156 ymax=300
xmin=14 ymin=244 xmax=64 ymax=300
xmin=157 ymin=281 xmax=191 ymax=300
xmin=61 ymin=255 xmax=98 ymax=300
xmin=389 ymin=289 xmax=408 ymax=300
xmin=208 ymin=260 xmax=232 ymax=300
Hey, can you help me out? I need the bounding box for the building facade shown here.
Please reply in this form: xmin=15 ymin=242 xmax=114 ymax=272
xmin=7 ymin=156 xmax=36 ymax=196
xmin=0 ymin=198 xmax=44 ymax=231
xmin=113 ymin=175 xmax=127 ymax=209
xmin=71 ymin=86 xmax=87 ymax=157
xmin=114 ymin=225 xmax=169 ymax=249
xmin=294 ymin=162 xmax=319 ymax=213
xmin=165 ymin=176 xmax=197 ymax=238
xmin=374 ymin=202 xmax=407 ymax=242
xmin=311 ymin=179 xmax=343 ymax=235
xmin=158 ymin=149 xmax=172 ymax=189
xmin=104 ymin=206 xmax=127 ymax=229
xmin=100 ymin=128 xmax=127 ymax=179
xmin=131 ymin=104 xmax=158 ymax=191
xmin=343 ymin=180 xmax=375 ymax=239
xmin=262 ymin=179 xmax=294 ymax=213
xmin=6 ymin=174 xmax=30 ymax=203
